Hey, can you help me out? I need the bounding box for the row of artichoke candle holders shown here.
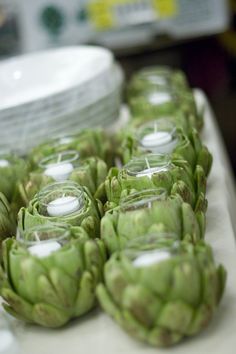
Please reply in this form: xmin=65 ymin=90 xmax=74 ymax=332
xmin=15 ymin=124 xmax=176 ymax=258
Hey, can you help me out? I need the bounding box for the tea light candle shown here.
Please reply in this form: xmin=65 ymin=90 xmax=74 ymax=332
xmin=148 ymin=92 xmax=171 ymax=105
xmin=47 ymin=196 xmax=80 ymax=217
xmin=0 ymin=159 xmax=9 ymax=168
xmin=28 ymin=241 xmax=61 ymax=258
xmin=141 ymin=131 xmax=172 ymax=149
xmin=44 ymin=162 xmax=74 ymax=181
xmin=133 ymin=250 xmax=170 ymax=268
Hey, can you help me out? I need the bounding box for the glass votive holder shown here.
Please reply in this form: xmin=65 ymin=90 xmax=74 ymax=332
xmin=124 ymin=154 xmax=171 ymax=179
xmin=137 ymin=118 xmax=178 ymax=154
xmin=37 ymin=181 xmax=84 ymax=217
xmin=18 ymin=223 xmax=70 ymax=258
xmin=39 ymin=150 xmax=79 ymax=182
xmin=124 ymin=233 xmax=180 ymax=269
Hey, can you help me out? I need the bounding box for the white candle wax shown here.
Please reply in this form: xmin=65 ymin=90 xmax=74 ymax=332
xmin=149 ymin=92 xmax=172 ymax=105
xmin=44 ymin=162 xmax=74 ymax=181
xmin=47 ymin=196 xmax=80 ymax=217
xmin=133 ymin=250 xmax=170 ymax=268
xmin=0 ymin=159 xmax=9 ymax=168
xmin=141 ymin=131 xmax=172 ymax=148
xmin=28 ymin=241 xmax=61 ymax=258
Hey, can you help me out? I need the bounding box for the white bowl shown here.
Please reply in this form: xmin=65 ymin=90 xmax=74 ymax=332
xmin=0 ymin=46 xmax=113 ymax=111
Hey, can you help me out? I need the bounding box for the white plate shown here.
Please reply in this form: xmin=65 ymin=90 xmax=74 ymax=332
xmin=0 ymin=87 xmax=122 ymax=152
xmin=0 ymin=46 xmax=113 ymax=111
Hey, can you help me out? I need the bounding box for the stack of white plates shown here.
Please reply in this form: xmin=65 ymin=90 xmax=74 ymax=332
xmin=0 ymin=46 xmax=123 ymax=153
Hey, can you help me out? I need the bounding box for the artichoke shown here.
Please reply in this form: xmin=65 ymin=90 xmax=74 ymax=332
xmin=104 ymin=154 xmax=207 ymax=213
xmin=116 ymin=119 xmax=212 ymax=176
xmin=20 ymin=151 xmax=108 ymax=204
xmin=0 ymin=153 xmax=29 ymax=215
xmin=0 ymin=223 xmax=106 ymax=327
xmin=0 ymin=193 xmax=16 ymax=247
xmin=28 ymin=128 xmax=113 ymax=169
xmin=127 ymin=66 xmax=189 ymax=98
xmin=101 ymin=189 xmax=205 ymax=254
xmin=18 ymin=181 xmax=103 ymax=239
xmin=97 ymin=234 xmax=226 ymax=347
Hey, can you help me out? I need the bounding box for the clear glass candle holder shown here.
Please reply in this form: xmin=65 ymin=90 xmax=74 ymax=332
xmin=39 ymin=150 xmax=79 ymax=182
xmin=18 ymin=223 xmax=70 ymax=258
xmin=120 ymin=188 xmax=167 ymax=212
xmin=137 ymin=118 xmax=178 ymax=154
xmin=124 ymin=233 xmax=180 ymax=269
xmin=124 ymin=154 xmax=171 ymax=179
xmin=37 ymin=181 xmax=84 ymax=217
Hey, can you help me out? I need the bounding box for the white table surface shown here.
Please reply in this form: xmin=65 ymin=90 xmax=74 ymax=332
xmin=4 ymin=90 xmax=236 ymax=354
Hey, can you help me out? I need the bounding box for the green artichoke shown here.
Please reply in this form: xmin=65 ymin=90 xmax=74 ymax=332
xmin=116 ymin=119 xmax=212 ymax=176
xmin=0 ymin=153 xmax=29 ymax=215
xmin=0 ymin=193 xmax=16 ymax=247
xmin=101 ymin=189 xmax=205 ymax=254
xmin=0 ymin=223 xmax=106 ymax=327
xmin=127 ymin=66 xmax=189 ymax=98
xmin=28 ymin=128 xmax=113 ymax=169
xmin=104 ymin=154 xmax=207 ymax=213
xmin=18 ymin=181 xmax=103 ymax=239
xmin=20 ymin=152 xmax=108 ymax=204
xmin=97 ymin=234 xmax=226 ymax=346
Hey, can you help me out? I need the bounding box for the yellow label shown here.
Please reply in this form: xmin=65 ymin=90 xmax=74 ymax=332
xmin=153 ymin=0 xmax=177 ymax=17
xmin=88 ymin=0 xmax=177 ymax=30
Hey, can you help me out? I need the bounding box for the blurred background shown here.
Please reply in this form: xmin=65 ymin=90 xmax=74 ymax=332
xmin=0 ymin=0 xmax=235 ymax=176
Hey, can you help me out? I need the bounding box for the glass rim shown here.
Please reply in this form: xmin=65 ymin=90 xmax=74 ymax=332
xmin=120 ymin=188 xmax=167 ymax=212
xmin=17 ymin=223 xmax=70 ymax=246
xmin=39 ymin=150 xmax=79 ymax=169
xmin=37 ymin=180 xmax=84 ymax=208
xmin=123 ymin=233 xmax=180 ymax=266
xmin=124 ymin=154 xmax=171 ymax=177
xmin=125 ymin=232 xmax=179 ymax=250
xmin=137 ymin=118 xmax=177 ymax=144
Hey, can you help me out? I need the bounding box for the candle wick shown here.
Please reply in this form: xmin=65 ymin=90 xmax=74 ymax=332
xmin=57 ymin=153 xmax=62 ymax=163
xmin=34 ymin=232 xmax=40 ymax=243
xmin=145 ymin=157 xmax=151 ymax=170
